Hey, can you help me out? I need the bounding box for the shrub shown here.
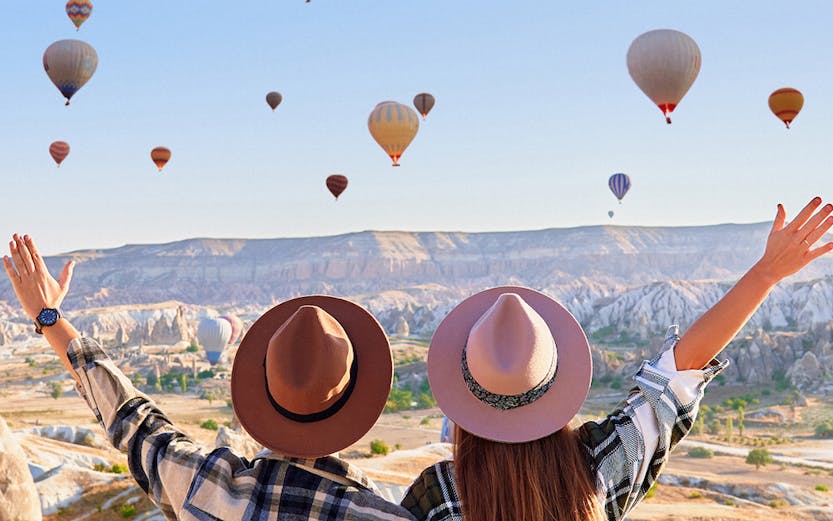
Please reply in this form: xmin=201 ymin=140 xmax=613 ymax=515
xmin=186 ymin=344 xmax=200 ymax=353
xmin=119 ymin=503 xmax=137 ymax=517
xmin=420 ymin=416 xmax=431 ymax=426
xmin=110 ymin=463 xmax=127 ymax=474
xmin=370 ymin=439 xmax=390 ymax=455
xmin=385 ymin=388 xmax=413 ymax=413
xmin=816 ymin=484 xmax=829 ymax=492
xmin=197 ymin=369 xmax=215 ymax=380
xmin=746 ymin=448 xmax=774 ymax=470
xmin=815 ymin=421 xmax=833 ymax=438
xmin=200 ymin=419 xmax=219 ymax=431
xmin=417 ymin=392 xmax=436 ymax=409
xmin=768 ymin=499 xmax=787 ymax=508
xmin=689 ymin=491 xmax=702 ymax=499
xmin=687 ymin=447 xmax=713 ymax=459
xmin=49 ymin=382 xmax=63 ymax=400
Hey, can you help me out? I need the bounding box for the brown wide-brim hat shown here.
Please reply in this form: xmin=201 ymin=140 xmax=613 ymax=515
xmin=428 ymin=286 xmax=592 ymax=443
xmin=232 ymin=296 xmax=392 ymax=458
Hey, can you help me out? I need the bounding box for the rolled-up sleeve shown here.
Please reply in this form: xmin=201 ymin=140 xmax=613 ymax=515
xmin=579 ymin=326 xmax=728 ymax=521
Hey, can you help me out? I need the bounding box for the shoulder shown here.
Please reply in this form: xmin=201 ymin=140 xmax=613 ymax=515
xmin=402 ymin=461 xmax=461 ymax=521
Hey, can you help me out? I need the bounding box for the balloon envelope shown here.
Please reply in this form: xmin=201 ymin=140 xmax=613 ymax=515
xmin=608 ymin=210 xmax=614 ymax=219
xmin=266 ymin=91 xmax=282 ymax=110
xmin=49 ymin=141 xmax=70 ymax=167
xmin=66 ymin=0 xmax=93 ymax=30
xmin=198 ymin=317 xmax=232 ymax=365
xmin=43 ymin=39 xmax=98 ymax=106
xmin=413 ymin=93 xmax=435 ymax=119
xmin=768 ymin=88 xmax=803 ymax=129
xmin=326 ymin=175 xmax=348 ymax=199
xmin=151 ymin=147 xmax=171 ymax=171
xmin=368 ymin=101 xmax=419 ymax=166
xmin=608 ymin=173 xmax=631 ymax=202
xmin=627 ymin=29 xmax=701 ymax=124
xmin=219 ymin=314 xmax=244 ymax=345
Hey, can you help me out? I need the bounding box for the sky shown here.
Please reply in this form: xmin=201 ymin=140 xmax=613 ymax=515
xmin=0 ymin=2 xmax=831 ymax=255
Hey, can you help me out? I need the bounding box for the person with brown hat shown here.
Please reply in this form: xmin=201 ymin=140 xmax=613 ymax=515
xmin=3 ymin=234 xmax=418 ymax=520
xmin=401 ymin=197 xmax=833 ymax=521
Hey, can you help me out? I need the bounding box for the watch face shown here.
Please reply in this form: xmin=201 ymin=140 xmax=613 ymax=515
xmin=38 ymin=308 xmax=60 ymax=326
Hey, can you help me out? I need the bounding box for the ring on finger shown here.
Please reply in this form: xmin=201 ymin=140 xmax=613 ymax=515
xmin=802 ymin=239 xmax=811 ymax=247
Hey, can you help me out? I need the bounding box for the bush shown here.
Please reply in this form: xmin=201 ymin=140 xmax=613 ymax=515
xmin=689 ymin=491 xmax=702 ymax=499
xmin=186 ymin=344 xmax=200 ymax=353
xmin=110 ymin=463 xmax=127 ymax=474
xmin=746 ymin=448 xmax=774 ymax=470
xmin=370 ymin=439 xmax=390 ymax=455
xmin=815 ymin=421 xmax=833 ymax=438
xmin=687 ymin=447 xmax=714 ymax=459
xmin=200 ymin=419 xmax=219 ymax=431
xmin=197 ymin=369 xmax=215 ymax=380
xmin=417 ymin=392 xmax=436 ymax=409
xmin=420 ymin=416 xmax=431 ymax=426
xmin=816 ymin=484 xmax=829 ymax=492
xmin=385 ymin=388 xmax=413 ymax=413
xmin=119 ymin=503 xmax=137 ymax=518
xmin=49 ymin=382 xmax=63 ymax=400
xmin=768 ymin=499 xmax=787 ymax=508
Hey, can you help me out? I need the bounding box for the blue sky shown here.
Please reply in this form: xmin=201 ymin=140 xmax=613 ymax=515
xmin=1 ymin=2 xmax=831 ymax=254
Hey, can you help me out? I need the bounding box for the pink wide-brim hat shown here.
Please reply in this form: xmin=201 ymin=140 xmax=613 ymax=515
xmin=428 ymin=286 xmax=592 ymax=443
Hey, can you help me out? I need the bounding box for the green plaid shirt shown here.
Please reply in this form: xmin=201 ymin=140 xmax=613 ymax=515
xmin=401 ymin=326 xmax=727 ymax=521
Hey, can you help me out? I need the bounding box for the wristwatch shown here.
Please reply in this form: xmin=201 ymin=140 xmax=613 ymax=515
xmin=34 ymin=308 xmax=62 ymax=334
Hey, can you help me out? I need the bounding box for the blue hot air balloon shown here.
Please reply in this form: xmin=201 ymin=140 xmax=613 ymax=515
xmin=198 ymin=317 xmax=232 ymax=365
xmin=608 ymin=173 xmax=631 ymax=204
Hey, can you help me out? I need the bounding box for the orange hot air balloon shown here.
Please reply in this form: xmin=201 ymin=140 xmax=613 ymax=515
xmin=368 ymin=101 xmax=420 ymax=166
xmin=151 ymin=147 xmax=171 ymax=171
xmin=768 ymin=88 xmax=804 ymax=129
xmin=413 ymin=93 xmax=435 ymax=120
xmin=49 ymin=141 xmax=70 ymax=167
xmin=326 ymin=175 xmax=348 ymax=200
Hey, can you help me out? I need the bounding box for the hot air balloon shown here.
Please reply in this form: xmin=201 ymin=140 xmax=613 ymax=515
xmin=198 ymin=317 xmax=232 ymax=365
xmin=768 ymin=88 xmax=804 ymax=129
xmin=413 ymin=93 xmax=435 ymax=120
xmin=326 ymin=175 xmax=348 ymax=200
xmin=608 ymin=173 xmax=631 ymax=204
xmin=43 ymin=39 xmax=98 ymax=106
xmin=65 ymin=0 xmax=93 ymax=31
xmin=266 ymin=91 xmax=282 ymax=111
xmin=49 ymin=141 xmax=70 ymax=167
xmin=627 ymin=29 xmax=701 ymax=124
xmin=219 ymin=314 xmax=244 ymax=345
xmin=608 ymin=210 xmax=614 ymax=219
xmin=368 ymin=101 xmax=420 ymax=166
xmin=151 ymin=147 xmax=171 ymax=172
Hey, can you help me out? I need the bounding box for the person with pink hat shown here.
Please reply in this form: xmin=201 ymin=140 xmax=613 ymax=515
xmin=3 ymin=234 xmax=418 ymax=520
xmin=402 ymin=197 xmax=833 ymax=521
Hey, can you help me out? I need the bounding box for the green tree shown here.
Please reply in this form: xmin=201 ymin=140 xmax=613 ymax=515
xmin=417 ymin=392 xmax=436 ymax=409
xmin=200 ymin=419 xmax=218 ymax=431
xmin=385 ymin=388 xmax=413 ymax=413
xmin=746 ymin=448 xmax=773 ymax=470
xmin=49 ymin=382 xmax=63 ymax=400
xmin=370 ymin=439 xmax=390 ymax=455
xmin=814 ymin=421 xmax=833 ymax=438
xmin=737 ymin=407 xmax=745 ymax=438
xmin=687 ymin=446 xmax=713 ymax=459
xmin=201 ymin=390 xmax=217 ymax=405
xmin=146 ymin=372 xmax=158 ymax=387
xmin=179 ymin=373 xmax=188 ymax=393
xmin=725 ymin=417 xmax=734 ymax=441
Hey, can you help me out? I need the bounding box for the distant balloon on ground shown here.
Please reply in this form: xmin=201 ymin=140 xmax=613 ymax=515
xmin=326 ymin=175 xmax=348 ymax=200
xmin=768 ymin=88 xmax=804 ymax=129
xmin=266 ymin=91 xmax=282 ymax=111
xmin=151 ymin=147 xmax=171 ymax=171
xmin=219 ymin=314 xmax=244 ymax=345
xmin=49 ymin=141 xmax=70 ymax=167
xmin=43 ymin=39 xmax=98 ymax=106
xmin=198 ymin=317 xmax=232 ymax=365
xmin=609 ymin=173 xmax=631 ymax=203
xmin=413 ymin=93 xmax=435 ymax=120
xmin=65 ymin=0 xmax=93 ymax=30
xmin=368 ymin=101 xmax=420 ymax=167
xmin=608 ymin=210 xmax=614 ymax=219
xmin=627 ymin=29 xmax=701 ymax=124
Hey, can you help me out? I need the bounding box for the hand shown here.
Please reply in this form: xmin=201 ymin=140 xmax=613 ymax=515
xmin=3 ymin=234 xmax=75 ymax=320
xmin=752 ymin=197 xmax=833 ymax=285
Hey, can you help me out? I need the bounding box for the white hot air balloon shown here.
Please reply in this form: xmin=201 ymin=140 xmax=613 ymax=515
xmin=43 ymin=39 xmax=98 ymax=106
xmin=626 ymin=29 xmax=701 ymax=124
xmin=197 ymin=317 xmax=232 ymax=365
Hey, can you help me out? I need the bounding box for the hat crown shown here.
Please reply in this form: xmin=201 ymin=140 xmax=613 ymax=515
xmin=265 ymin=305 xmax=354 ymax=415
xmin=466 ymin=293 xmax=557 ymax=395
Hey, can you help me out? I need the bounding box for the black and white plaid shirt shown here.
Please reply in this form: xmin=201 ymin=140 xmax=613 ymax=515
xmin=401 ymin=326 xmax=728 ymax=521
xmin=68 ymin=336 xmax=417 ymax=521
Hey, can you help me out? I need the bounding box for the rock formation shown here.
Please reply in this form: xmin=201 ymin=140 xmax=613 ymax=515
xmin=0 ymin=415 xmax=42 ymax=521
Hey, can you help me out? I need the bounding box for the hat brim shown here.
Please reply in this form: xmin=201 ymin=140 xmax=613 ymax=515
xmin=428 ymin=286 xmax=592 ymax=443
xmin=232 ymin=296 xmax=392 ymax=458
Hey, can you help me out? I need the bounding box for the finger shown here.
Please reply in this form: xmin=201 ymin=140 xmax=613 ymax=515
xmin=58 ymin=261 xmax=75 ymax=292
xmin=10 ymin=238 xmax=29 ymax=275
xmin=24 ymin=235 xmax=47 ymax=273
xmin=14 ymin=234 xmax=35 ymax=274
xmin=785 ymin=196 xmax=822 ymax=231
xmin=803 ymin=216 xmax=833 ymax=247
xmin=807 ymin=242 xmax=833 ymax=261
xmin=798 ymin=203 xmax=833 ymax=239
xmin=770 ymin=204 xmax=786 ymax=234
xmin=2 ymin=255 xmax=20 ymax=286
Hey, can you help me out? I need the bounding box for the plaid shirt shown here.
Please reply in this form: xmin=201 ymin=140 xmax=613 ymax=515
xmin=400 ymin=326 xmax=728 ymax=521
xmin=68 ymin=336 xmax=417 ymax=521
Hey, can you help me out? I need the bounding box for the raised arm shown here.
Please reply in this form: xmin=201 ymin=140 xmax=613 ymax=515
xmin=674 ymin=197 xmax=833 ymax=371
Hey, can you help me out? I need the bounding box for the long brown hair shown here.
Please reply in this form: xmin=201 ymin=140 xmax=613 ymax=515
xmin=454 ymin=422 xmax=604 ymax=521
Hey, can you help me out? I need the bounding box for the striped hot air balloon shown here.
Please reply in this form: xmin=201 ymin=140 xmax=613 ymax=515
xmin=368 ymin=101 xmax=419 ymax=166
xmin=266 ymin=91 xmax=282 ymax=110
xmin=413 ymin=93 xmax=435 ymax=120
xmin=219 ymin=314 xmax=244 ymax=345
xmin=198 ymin=317 xmax=232 ymax=365
xmin=43 ymin=39 xmax=98 ymax=106
xmin=768 ymin=88 xmax=804 ymax=129
xmin=326 ymin=175 xmax=348 ymax=200
xmin=65 ymin=0 xmax=93 ymax=31
xmin=151 ymin=147 xmax=171 ymax=171
xmin=608 ymin=173 xmax=631 ymax=203
xmin=49 ymin=141 xmax=71 ymax=167
xmin=627 ymin=29 xmax=701 ymax=124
